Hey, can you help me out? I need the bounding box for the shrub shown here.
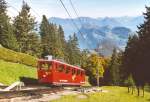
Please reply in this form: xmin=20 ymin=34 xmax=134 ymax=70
xmin=124 ymin=75 xmax=135 ymax=87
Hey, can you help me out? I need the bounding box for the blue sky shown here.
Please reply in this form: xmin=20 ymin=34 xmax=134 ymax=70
xmin=6 ymin=0 xmax=149 ymax=21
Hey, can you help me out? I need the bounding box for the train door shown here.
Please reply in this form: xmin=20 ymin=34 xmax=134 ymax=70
xmin=76 ymin=69 xmax=81 ymax=84
xmin=53 ymin=63 xmax=66 ymax=85
xmin=38 ymin=61 xmax=53 ymax=83
xmin=65 ymin=66 xmax=71 ymax=83
xmin=80 ymin=70 xmax=85 ymax=84
xmin=71 ymin=68 xmax=77 ymax=84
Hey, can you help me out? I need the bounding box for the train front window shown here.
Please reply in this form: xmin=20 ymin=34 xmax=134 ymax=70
xmin=40 ymin=62 xmax=52 ymax=71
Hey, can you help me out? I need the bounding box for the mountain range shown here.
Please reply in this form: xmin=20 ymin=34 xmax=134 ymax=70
xmin=49 ymin=16 xmax=144 ymax=56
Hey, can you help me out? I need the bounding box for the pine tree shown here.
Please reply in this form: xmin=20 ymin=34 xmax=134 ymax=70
xmin=80 ymin=50 xmax=89 ymax=68
xmin=108 ymin=48 xmax=122 ymax=85
xmin=0 ymin=0 xmax=19 ymax=51
xmin=56 ymin=25 xmax=66 ymax=59
xmin=138 ymin=6 xmax=150 ymax=84
xmin=40 ymin=15 xmax=51 ymax=57
xmin=134 ymin=6 xmax=150 ymax=96
xmin=122 ymin=6 xmax=150 ymax=96
xmin=51 ymin=24 xmax=64 ymax=58
xmin=26 ymin=32 xmax=42 ymax=57
xmin=122 ymin=35 xmax=139 ymax=80
xmin=13 ymin=1 xmax=39 ymax=55
xmin=66 ymin=33 xmax=81 ymax=65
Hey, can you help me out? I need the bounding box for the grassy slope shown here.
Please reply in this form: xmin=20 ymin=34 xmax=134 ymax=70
xmin=0 ymin=60 xmax=37 ymax=85
xmin=52 ymin=86 xmax=150 ymax=102
xmin=0 ymin=47 xmax=37 ymax=67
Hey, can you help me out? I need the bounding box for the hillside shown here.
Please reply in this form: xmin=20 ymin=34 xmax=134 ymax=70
xmin=0 ymin=46 xmax=37 ymax=85
xmin=0 ymin=60 xmax=37 ymax=85
xmin=0 ymin=46 xmax=37 ymax=67
xmin=77 ymin=25 xmax=131 ymax=48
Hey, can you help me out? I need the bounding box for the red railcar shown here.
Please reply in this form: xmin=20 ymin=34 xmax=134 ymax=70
xmin=37 ymin=59 xmax=85 ymax=86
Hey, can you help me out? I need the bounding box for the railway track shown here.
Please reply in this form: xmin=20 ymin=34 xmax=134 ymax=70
xmin=0 ymin=82 xmax=101 ymax=100
xmin=0 ymin=86 xmax=64 ymax=99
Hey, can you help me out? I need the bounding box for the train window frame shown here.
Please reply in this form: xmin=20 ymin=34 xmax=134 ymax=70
xmin=82 ymin=71 xmax=85 ymax=76
xmin=77 ymin=70 xmax=80 ymax=75
xmin=40 ymin=62 xmax=52 ymax=71
xmin=57 ymin=64 xmax=64 ymax=72
xmin=72 ymin=68 xmax=76 ymax=75
xmin=65 ymin=66 xmax=70 ymax=74
xmin=80 ymin=71 xmax=84 ymax=76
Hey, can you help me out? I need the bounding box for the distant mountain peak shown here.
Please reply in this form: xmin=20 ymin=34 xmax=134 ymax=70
xmin=49 ymin=16 xmax=144 ymax=56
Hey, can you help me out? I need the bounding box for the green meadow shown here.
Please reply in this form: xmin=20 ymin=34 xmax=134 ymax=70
xmin=52 ymin=86 xmax=150 ymax=102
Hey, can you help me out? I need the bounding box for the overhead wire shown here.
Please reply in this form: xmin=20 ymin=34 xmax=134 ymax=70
xmin=69 ymin=0 xmax=83 ymax=25
xmin=58 ymin=0 xmax=92 ymax=49
xmin=7 ymin=0 xmax=41 ymax=19
xmin=27 ymin=0 xmax=41 ymax=19
xmin=20 ymin=0 xmax=41 ymax=18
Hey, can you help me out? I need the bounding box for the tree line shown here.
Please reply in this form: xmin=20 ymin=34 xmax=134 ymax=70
xmin=0 ymin=0 xmax=81 ymax=65
xmin=122 ymin=6 xmax=150 ymax=96
xmin=102 ymin=6 xmax=150 ymax=96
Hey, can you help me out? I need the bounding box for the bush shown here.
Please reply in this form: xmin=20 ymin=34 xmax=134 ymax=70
xmin=0 ymin=47 xmax=37 ymax=67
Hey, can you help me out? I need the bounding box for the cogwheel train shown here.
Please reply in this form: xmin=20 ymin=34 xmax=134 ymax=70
xmin=37 ymin=56 xmax=85 ymax=86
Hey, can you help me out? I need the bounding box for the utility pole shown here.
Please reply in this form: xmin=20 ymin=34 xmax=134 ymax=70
xmin=97 ymin=67 xmax=99 ymax=87
xmin=97 ymin=62 xmax=102 ymax=87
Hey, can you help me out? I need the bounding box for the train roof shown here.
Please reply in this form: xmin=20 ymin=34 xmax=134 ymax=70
xmin=38 ymin=59 xmax=84 ymax=71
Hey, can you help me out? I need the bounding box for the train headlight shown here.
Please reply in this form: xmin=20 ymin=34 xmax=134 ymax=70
xmin=43 ymin=75 xmax=46 ymax=77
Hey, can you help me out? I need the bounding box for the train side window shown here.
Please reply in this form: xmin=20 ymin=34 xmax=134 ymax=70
xmin=41 ymin=62 xmax=52 ymax=71
xmin=57 ymin=64 xmax=64 ymax=72
xmin=82 ymin=71 xmax=85 ymax=76
xmin=48 ymin=62 xmax=52 ymax=70
xmin=65 ymin=66 xmax=70 ymax=74
xmin=81 ymin=71 xmax=83 ymax=76
xmin=72 ymin=68 xmax=76 ymax=75
xmin=77 ymin=70 xmax=80 ymax=75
